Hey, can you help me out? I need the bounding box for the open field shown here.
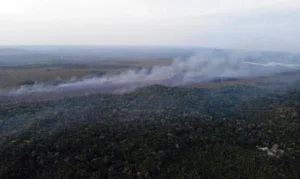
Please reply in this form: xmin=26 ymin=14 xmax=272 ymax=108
xmin=187 ymin=71 xmax=300 ymax=89
xmin=2 ymin=56 xmax=300 ymax=104
xmin=0 ymin=59 xmax=173 ymax=89
xmin=2 ymin=56 xmax=299 ymax=92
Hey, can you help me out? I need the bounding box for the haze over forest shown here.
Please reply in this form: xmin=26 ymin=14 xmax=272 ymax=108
xmin=1 ymin=1 xmax=300 ymax=179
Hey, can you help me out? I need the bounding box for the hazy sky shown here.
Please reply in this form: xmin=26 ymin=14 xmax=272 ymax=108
xmin=0 ymin=0 xmax=299 ymax=52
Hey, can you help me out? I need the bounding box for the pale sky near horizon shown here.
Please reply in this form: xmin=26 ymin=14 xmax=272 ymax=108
xmin=0 ymin=0 xmax=300 ymax=52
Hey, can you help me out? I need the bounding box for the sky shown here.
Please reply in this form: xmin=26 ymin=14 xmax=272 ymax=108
xmin=0 ymin=0 xmax=300 ymax=52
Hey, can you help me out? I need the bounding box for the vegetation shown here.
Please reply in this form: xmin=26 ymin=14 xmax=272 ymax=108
xmin=0 ymin=79 xmax=300 ymax=178
xmin=20 ymin=80 xmax=36 ymax=86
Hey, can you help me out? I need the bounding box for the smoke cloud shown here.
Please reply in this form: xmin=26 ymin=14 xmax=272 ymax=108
xmin=2 ymin=50 xmax=300 ymax=102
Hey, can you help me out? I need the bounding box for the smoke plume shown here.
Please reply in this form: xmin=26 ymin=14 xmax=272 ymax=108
xmin=2 ymin=50 xmax=300 ymax=102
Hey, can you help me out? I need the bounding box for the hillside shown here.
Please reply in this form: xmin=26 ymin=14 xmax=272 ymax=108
xmin=0 ymin=78 xmax=300 ymax=178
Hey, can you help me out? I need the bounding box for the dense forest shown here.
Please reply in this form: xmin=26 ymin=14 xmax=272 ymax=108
xmin=0 ymin=79 xmax=300 ymax=178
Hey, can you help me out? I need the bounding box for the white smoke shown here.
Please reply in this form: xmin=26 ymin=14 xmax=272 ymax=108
xmin=5 ymin=51 xmax=300 ymax=99
xmin=243 ymin=61 xmax=300 ymax=68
